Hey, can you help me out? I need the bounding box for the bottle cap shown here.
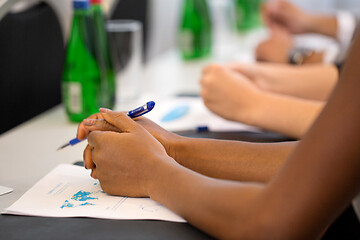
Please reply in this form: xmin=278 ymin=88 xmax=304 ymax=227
xmin=73 ymin=0 xmax=90 ymax=9
xmin=90 ymin=0 xmax=102 ymax=4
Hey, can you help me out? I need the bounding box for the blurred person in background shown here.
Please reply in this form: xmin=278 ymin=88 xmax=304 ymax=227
xmin=200 ymin=0 xmax=360 ymax=138
xmin=200 ymin=62 xmax=338 ymax=139
xmin=256 ymin=0 xmax=358 ymax=66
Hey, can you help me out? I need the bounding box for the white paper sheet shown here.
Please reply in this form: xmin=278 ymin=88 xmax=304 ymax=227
xmin=3 ymin=164 xmax=185 ymax=223
xmin=145 ymin=96 xmax=262 ymax=133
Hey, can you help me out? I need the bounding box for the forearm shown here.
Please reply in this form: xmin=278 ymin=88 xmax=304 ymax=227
xmin=258 ymin=64 xmax=338 ymax=101
xmin=248 ymin=92 xmax=325 ymax=138
xmin=306 ymin=14 xmax=338 ymax=39
xmin=149 ymin=160 xmax=268 ymax=239
xmin=173 ymin=137 xmax=296 ymax=182
xmin=151 ymin=32 xmax=360 ymax=240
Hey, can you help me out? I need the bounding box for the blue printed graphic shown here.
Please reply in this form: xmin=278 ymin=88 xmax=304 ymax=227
xmin=60 ymin=200 xmax=74 ymax=209
xmin=79 ymin=202 xmax=95 ymax=207
xmin=161 ymin=105 xmax=189 ymax=122
xmin=71 ymin=190 xmax=98 ymax=201
xmin=60 ymin=190 xmax=100 ymax=209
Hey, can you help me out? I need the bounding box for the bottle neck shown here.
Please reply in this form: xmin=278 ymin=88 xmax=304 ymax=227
xmin=73 ymin=8 xmax=89 ymax=16
xmin=184 ymin=0 xmax=209 ymax=14
xmin=91 ymin=4 xmax=102 ymax=12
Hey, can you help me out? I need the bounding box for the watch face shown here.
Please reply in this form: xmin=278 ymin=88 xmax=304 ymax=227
xmin=289 ymin=48 xmax=312 ymax=65
xmin=293 ymin=52 xmax=304 ymax=65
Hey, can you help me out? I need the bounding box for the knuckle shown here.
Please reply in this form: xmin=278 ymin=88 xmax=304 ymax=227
xmin=210 ymin=64 xmax=223 ymax=73
xmin=91 ymin=147 xmax=102 ymax=163
xmin=90 ymin=170 xmax=97 ymax=179
xmin=203 ymin=64 xmax=221 ymax=75
xmin=88 ymin=112 xmax=102 ymax=120
xmin=99 ymin=181 xmax=113 ymax=195
xmin=202 ymin=75 xmax=214 ymax=86
xmin=203 ymin=64 xmax=214 ymax=73
xmin=91 ymin=131 xmax=107 ymax=145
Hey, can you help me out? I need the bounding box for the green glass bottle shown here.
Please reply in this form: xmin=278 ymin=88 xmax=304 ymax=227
xmin=90 ymin=0 xmax=116 ymax=109
xmin=233 ymin=0 xmax=263 ymax=32
xmin=62 ymin=0 xmax=101 ymax=122
xmin=179 ymin=0 xmax=212 ymax=60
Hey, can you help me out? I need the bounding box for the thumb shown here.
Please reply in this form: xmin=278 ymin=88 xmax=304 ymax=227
xmin=99 ymin=109 xmax=138 ymax=133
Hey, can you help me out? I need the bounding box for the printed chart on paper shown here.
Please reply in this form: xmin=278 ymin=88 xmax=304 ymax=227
xmin=3 ymin=164 xmax=185 ymax=223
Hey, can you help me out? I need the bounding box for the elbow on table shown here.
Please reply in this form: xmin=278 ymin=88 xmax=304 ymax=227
xmin=212 ymin=207 xmax=302 ymax=240
xmin=215 ymin=221 xmax=291 ymax=239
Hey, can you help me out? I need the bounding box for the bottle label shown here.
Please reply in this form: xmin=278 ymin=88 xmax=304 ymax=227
xmin=68 ymin=82 xmax=82 ymax=114
xmin=180 ymin=30 xmax=194 ymax=54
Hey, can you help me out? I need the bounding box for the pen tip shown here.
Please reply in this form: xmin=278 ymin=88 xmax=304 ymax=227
xmin=57 ymin=143 xmax=70 ymax=151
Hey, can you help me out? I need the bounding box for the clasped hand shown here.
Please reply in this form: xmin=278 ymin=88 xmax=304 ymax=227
xmin=76 ymin=109 xmax=177 ymax=197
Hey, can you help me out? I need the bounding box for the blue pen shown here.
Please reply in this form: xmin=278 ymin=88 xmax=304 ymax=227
xmin=57 ymin=101 xmax=155 ymax=150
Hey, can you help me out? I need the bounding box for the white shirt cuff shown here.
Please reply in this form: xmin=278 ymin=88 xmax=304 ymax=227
xmin=336 ymin=11 xmax=357 ymax=62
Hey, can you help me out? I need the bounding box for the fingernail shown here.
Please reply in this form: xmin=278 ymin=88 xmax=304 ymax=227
xmin=99 ymin=108 xmax=113 ymax=113
xmin=83 ymin=119 xmax=96 ymax=126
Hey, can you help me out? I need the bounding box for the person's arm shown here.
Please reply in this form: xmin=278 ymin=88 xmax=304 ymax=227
xmin=200 ymin=65 xmax=324 ymax=138
xmin=229 ymin=63 xmax=339 ymax=101
xmin=85 ymin=32 xmax=360 ymax=239
xmin=79 ymin=115 xmax=296 ymax=183
xmin=255 ymin=26 xmax=327 ymax=65
xmin=252 ymin=92 xmax=324 ymax=138
xmin=305 ymin=14 xmax=338 ymax=39
xmin=264 ymin=0 xmax=338 ymax=38
xmin=173 ymin=137 xmax=295 ymax=182
xmin=260 ymin=1 xmax=345 ymax=65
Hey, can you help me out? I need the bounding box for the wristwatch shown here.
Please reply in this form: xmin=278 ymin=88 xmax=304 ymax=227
xmin=288 ymin=48 xmax=314 ymax=65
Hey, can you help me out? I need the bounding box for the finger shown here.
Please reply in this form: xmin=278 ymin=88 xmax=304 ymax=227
xmin=88 ymin=130 xmax=106 ymax=148
xmin=267 ymin=1 xmax=283 ymax=24
xmin=202 ymin=65 xmax=213 ymax=75
xmin=99 ymin=111 xmax=138 ymax=133
xmin=91 ymin=169 xmax=98 ymax=179
xmin=83 ymin=119 xmax=120 ymax=133
xmin=202 ymin=64 xmax=222 ymax=75
xmin=272 ymin=0 xmax=283 ymax=13
xmin=90 ymin=139 xmax=106 ymax=169
xmin=83 ymin=144 xmax=95 ymax=170
xmin=77 ymin=113 xmax=103 ymax=140
xmin=261 ymin=3 xmax=272 ymax=26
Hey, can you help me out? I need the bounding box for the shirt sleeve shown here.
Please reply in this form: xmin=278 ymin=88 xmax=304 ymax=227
xmin=335 ymin=11 xmax=357 ymax=63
